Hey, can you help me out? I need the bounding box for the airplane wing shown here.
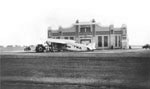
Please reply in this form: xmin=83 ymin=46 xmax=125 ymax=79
xmin=46 ymin=39 xmax=67 ymax=44
xmin=46 ymin=39 xmax=77 ymax=45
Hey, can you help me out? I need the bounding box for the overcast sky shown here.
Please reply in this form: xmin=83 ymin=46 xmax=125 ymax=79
xmin=0 ymin=0 xmax=150 ymax=46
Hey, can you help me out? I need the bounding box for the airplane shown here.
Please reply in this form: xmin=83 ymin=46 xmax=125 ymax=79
xmin=35 ymin=38 xmax=96 ymax=52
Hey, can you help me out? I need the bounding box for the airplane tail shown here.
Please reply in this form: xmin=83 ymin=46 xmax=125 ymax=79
xmin=87 ymin=43 xmax=96 ymax=50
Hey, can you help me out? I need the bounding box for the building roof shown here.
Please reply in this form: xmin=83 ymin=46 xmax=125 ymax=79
xmin=73 ymin=22 xmax=98 ymax=25
xmin=48 ymin=20 xmax=126 ymax=32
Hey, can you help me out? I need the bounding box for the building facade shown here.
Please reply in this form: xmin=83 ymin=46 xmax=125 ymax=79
xmin=48 ymin=19 xmax=128 ymax=49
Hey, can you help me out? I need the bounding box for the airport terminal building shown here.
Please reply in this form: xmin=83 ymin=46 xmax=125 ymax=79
xmin=47 ymin=19 xmax=128 ymax=49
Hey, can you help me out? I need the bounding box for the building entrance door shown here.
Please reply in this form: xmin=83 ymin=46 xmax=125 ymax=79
xmin=80 ymin=39 xmax=91 ymax=45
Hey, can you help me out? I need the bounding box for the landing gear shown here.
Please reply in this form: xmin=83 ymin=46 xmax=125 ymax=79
xmin=87 ymin=47 xmax=90 ymax=51
xmin=35 ymin=44 xmax=45 ymax=52
xmin=87 ymin=47 xmax=94 ymax=51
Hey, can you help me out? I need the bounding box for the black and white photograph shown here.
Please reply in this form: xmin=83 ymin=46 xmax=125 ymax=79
xmin=0 ymin=0 xmax=150 ymax=89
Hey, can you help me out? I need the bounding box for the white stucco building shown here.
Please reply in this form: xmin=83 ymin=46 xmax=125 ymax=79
xmin=48 ymin=19 xmax=128 ymax=49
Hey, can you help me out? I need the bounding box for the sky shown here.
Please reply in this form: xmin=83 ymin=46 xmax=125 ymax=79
xmin=0 ymin=0 xmax=150 ymax=46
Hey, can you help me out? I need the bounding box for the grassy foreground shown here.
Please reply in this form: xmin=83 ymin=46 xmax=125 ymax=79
xmin=1 ymin=50 xmax=150 ymax=89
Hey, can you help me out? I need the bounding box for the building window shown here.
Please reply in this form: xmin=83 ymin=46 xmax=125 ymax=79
xmin=80 ymin=27 xmax=86 ymax=32
xmin=86 ymin=27 xmax=91 ymax=32
xmin=118 ymin=36 xmax=121 ymax=47
xmin=80 ymin=25 xmax=91 ymax=32
xmin=56 ymin=37 xmax=60 ymax=39
xmin=98 ymin=36 xmax=102 ymax=47
xmin=70 ymin=37 xmax=74 ymax=40
xmin=115 ymin=36 xmax=117 ymax=47
xmin=64 ymin=37 xmax=68 ymax=39
xmin=104 ymin=36 xmax=108 ymax=47
xmin=122 ymin=36 xmax=126 ymax=39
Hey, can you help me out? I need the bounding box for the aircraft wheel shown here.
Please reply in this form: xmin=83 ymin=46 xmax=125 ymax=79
xmin=87 ymin=48 xmax=90 ymax=51
xmin=36 ymin=44 xmax=45 ymax=52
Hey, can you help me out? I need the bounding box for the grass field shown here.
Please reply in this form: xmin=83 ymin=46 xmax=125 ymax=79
xmin=1 ymin=49 xmax=150 ymax=89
